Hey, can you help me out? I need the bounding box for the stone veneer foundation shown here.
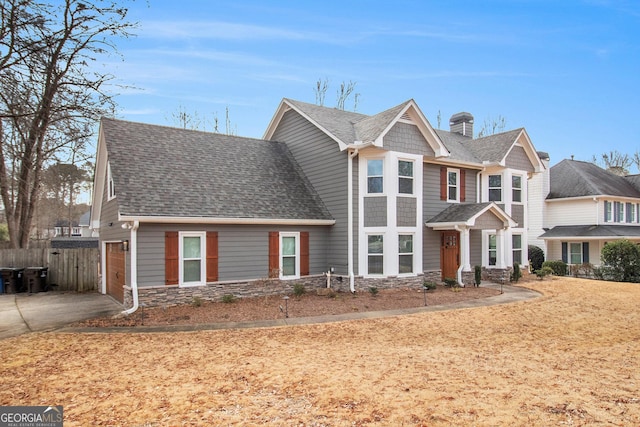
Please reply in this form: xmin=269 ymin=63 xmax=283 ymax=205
xmin=123 ymin=270 xmax=443 ymax=309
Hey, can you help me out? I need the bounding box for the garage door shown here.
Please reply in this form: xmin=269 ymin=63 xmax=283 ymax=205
xmin=105 ymin=243 xmax=125 ymax=303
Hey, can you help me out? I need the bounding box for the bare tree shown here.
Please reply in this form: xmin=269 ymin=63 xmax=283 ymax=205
xmin=336 ymin=80 xmax=356 ymax=110
xmin=592 ymin=150 xmax=632 ymax=176
xmin=0 ymin=0 xmax=136 ymax=248
xmin=314 ymin=77 xmax=328 ymax=107
xmin=477 ymin=115 xmax=507 ymax=138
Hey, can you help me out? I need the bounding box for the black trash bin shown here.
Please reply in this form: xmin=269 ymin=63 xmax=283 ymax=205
xmin=24 ymin=267 xmax=48 ymax=293
xmin=0 ymin=268 xmax=25 ymax=293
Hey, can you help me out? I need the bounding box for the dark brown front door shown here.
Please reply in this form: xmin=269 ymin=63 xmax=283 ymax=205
xmin=106 ymin=242 xmax=125 ymax=303
xmin=441 ymin=231 xmax=460 ymax=281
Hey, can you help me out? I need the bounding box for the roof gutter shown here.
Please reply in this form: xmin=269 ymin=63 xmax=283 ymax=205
xmin=117 ymin=215 xmax=335 ymax=226
xmin=122 ymin=220 xmax=139 ymax=315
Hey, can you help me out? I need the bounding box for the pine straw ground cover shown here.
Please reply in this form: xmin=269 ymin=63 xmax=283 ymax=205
xmin=1 ymin=277 xmax=639 ymax=426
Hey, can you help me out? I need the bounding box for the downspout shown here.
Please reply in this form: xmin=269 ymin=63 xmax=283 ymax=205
xmin=122 ymin=220 xmax=140 ymax=315
xmin=347 ymin=148 xmax=359 ymax=293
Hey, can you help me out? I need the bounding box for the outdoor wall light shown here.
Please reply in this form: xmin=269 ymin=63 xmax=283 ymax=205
xmin=121 ymin=240 xmax=129 ymax=252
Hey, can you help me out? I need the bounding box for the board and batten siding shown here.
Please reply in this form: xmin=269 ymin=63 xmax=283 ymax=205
xmin=269 ymin=109 xmax=355 ymax=275
xmin=136 ymin=223 xmax=330 ymax=288
xmin=383 ymin=122 xmax=436 ymax=156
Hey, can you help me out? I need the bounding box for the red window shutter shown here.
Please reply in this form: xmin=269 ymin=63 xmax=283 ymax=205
xmin=165 ymin=231 xmax=179 ymax=285
xmin=300 ymin=231 xmax=309 ymax=276
xmin=440 ymin=166 xmax=447 ymax=200
xmin=268 ymin=231 xmax=279 ymax=278
xmin=460 ymin=169 xmax=466 ymax=202
xmin=206 ymin=231 xmax=219 ymax=282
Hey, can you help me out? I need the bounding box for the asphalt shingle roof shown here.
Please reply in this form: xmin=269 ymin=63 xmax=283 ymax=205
xmin=426 ymin=202 xmax=494 ymax=223
xmin=548 ymin=159 xmax=640 ymax=199
xmin=540 ymin=225 xmax=640 ymax=238
xmin=102 ymin=118 xmax=333 ymax=221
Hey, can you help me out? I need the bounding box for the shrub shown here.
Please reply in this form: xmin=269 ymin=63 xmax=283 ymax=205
xmin=542 ymin=260 xmax=567 ymax=276
xmin=511 ymin=263 xmax=522 ymax=283
xmin=443 ymin=277 xmax=457 ymax=287
xmin=221 ymin=294 xmax=236 ymax=303
xmin=368 ymin=286 xmax=379 ymax=296
xmin=292 ymin=283 xmax=306 ymax=297
xmin=474 ymin=265 xmax=482 ymax=287
xmin=191 ymin=296 xmax=203 ymax=307
xmin=528 ymin=245 xmax=545 ymax=272
xmin=423 ymin=281 xmax=437 ymax=290
xmin=600 ymin=239 xmax=640 ymax=282
xmin=570 ymin=262 xmax=593 ymax=278
xmin=535 ymin=266 xmax=554 ymax=280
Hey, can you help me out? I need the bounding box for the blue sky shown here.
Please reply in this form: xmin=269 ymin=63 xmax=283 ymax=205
xmin=107 ymin=0 xmax=640 ymax=169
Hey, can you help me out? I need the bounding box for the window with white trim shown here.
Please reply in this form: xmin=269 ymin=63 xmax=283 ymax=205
xmin=447 ymin=168 xmax=460 ymax=202
xmin=512 ymin=175 xmax=522 ymax=203
xmin=488 ymin=175 xmax=502 ymax=202
xmin=615 ymin=202 xmax=624 ymax=222
xmin=398 ymin=234 xmax=413 ymax=274
xmin=179 ymin=232 xmax=206 ymax=286
xmin=367 ymin=234 xmax=384 ymax=275
xmin=604 ymin=201 xmax=613 ymax=223
xmin=627 ymin=203 xmax=635 ymax=223
xmin=107 ymin=162 xmax=116 ymax=200
xmin=488 ymin=234 xmax=497 ymax=266
xmin=512 ymin=234 xmax=522 ymax=265
xmin=569 ymin=242 xmax=583 ymax=265
xmin=367 ymin=159 xmax=383 ymax=194
xmin=398 ymin=160 xmax=414 ymax=195
xmin=280 ymin=232 xmax=300 ymax=278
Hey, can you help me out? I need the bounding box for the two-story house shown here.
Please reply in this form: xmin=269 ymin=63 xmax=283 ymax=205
xmin=91 ymin=98 xmax=544 ymax=310
xmin=539 ymin=159 xmax=640 ymax=266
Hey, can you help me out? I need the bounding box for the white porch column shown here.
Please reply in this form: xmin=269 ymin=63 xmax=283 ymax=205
xmin=497 ymin=228 xmax=506 ymax=268
xmin=460 ymin=227 xmax=471 ymax=272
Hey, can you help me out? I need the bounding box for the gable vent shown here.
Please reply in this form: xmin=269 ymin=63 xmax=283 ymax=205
xmin=400 ymin=112 xmax=412 ymax=122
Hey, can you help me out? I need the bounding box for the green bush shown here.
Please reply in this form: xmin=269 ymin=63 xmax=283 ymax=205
xmin=474 ymin=265 xmax=482 ymax=287
xmin=511 ymin=263 xmax=522 ymax=283
xmin=292 ymin=283 xmax=306 ymax=297
xmin=368 ymin=286 xmax=379 ymax=296
xmin=535 ymin=266 xmax=554 ymax=280
xmin=423 ymin=281 xmax=437 ymax=290
xmin=221 ymin=294 xmax=236 ymax=303
xmin=443 ymin=277 xmax=457 ymax=287
xmin=600 ymin=239 xmax=640 ymax=282
xmin=528 ymin=245 xmax=545 ymax=272
xmin=542 ymin=260 xmax=567 ymax=276
xmin=191 ymin=296 xmax=203 ymax=307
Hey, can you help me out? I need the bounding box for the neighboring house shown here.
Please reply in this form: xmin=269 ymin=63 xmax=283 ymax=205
xmin=91 ymin=98 xmax=544 ymax=308
xmin=52 ymin=210 xmax=95 ymax=238
xmin=539 ymin=159 xmax=640 ymax=266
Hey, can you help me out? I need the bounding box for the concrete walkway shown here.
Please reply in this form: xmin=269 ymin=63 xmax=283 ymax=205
xmin=0 ymin=292 xmax=123 ymax=340
xmin=58 ymin=283 xmax=541 ymax=335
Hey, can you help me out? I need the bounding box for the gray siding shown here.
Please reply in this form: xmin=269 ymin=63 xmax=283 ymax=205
xmin=423 ymin=228 xmax=441 ymax=270
xmin=469 ymin=229 xmax=482 ymax=266
xmin=505 ymin=146 xmax=535 ymax=172
xmin=397 ymin=197 xmax=417 ymax=227
xmin=364 ymin=197 xmax=387 ymax=227
xmin=511 ymin=204 xmax=524 ymax=227
xmin=270 ymin=110 xmax=352 ymax=275
xmin=472 ymin=211 xmax=505 ymax=229
xmin=136 ymin=223 xmax=330 ymax=287
xmin=383 ymin=122 xmax=436 ymax=156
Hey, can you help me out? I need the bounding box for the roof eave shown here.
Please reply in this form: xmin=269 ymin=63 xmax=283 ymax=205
xmin=118 ymin=215 xmax=336 ymax=226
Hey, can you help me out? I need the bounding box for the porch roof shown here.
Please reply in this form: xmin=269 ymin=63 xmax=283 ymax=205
xmin=425 ymin=202 xmax=516 ymax=229
xmin=540 ymin=225 xmax=640 ymax=240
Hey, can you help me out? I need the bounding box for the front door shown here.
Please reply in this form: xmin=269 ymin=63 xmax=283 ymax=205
xmin=441 ymin=231 xmax=460 ymax=281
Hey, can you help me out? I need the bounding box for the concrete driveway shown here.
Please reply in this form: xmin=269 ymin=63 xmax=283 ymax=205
xmin=0 ymin=292 xmax=123 ymax=340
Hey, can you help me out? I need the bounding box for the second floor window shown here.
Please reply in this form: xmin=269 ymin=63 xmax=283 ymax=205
xmin=448 ymin=169 xmax=459 ymax=202
xmin=398 ymin=160 xmax=413 ymax=194
xmin=512 ymin=175 xmax=522 ymax=203
xmin=604 ymin=201 xmax=613 ymax=222
xmin=367 ymin=159 xmax=383 ymax=194
xmin=488 ymin=175 xmax=502 ymax=202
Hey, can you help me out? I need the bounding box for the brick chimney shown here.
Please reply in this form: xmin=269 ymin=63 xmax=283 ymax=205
xmin=449 ymin=112 xmax=474 ymax=137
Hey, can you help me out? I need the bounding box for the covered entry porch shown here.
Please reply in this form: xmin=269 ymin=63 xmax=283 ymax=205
xmin=426 ymin=202 xmax=516 ymax=286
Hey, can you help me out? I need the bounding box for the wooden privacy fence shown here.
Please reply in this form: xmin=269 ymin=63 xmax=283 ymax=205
xmin=0 ymin=248 xmax=99 ymax=292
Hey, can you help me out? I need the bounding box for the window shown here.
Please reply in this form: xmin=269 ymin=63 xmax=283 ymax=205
xmin=512 ymin=175 xmax=522 ymax=203
xmin=615 ymin=202 xmax=624 ymax=222
xmin=627 ymin=203 xmax=635 ymax=223
xmin=179 ymin=232 xmax=206 ymax=285
xmin=398 ymin=160 xmax=414 ymax=194
xmin=280 ymin=233 xmax=299 ymax=278
xmin=447 ymin=169 xmax=459 ymax=202
xmin=488 ymin=175 xmax=502 ymax=202
xmin=107 ymin=163 xmax=116 ymax=200
xmin=512 ymin=234 xmax=522 ymax=265
xmin=604 ymin=201 xmax=612 ymax=222
xmin=398 ymin=235 xmax=413 ymax=274
xmin=367 ymin=159 xmax=383 ymax=194
xmin=569 ymin=243 xmax=583 ymax=264
xmin=368 ymin=235 xmax=384 ymax=275
xmin=488 ymin=234 xmax=497 ymax=266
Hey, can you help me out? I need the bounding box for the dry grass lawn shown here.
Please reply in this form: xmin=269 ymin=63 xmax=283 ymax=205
xmin=1 ymin=277 xmax=639 ymax=426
